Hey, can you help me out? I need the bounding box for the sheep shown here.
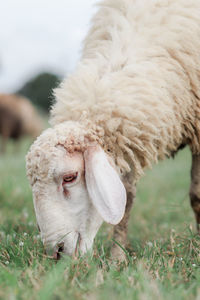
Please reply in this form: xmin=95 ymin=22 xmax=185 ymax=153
xmin=0 ymin=94 xmax=43 ymax=153
xmin=26 ymin=0 xmax=200 ymax=261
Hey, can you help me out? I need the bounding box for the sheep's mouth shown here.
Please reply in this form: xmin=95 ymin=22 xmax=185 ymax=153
xmin=53 ymin=232 xmax=81 ymax=260
xmin=53 ymin=242 xmax=65 ymax=260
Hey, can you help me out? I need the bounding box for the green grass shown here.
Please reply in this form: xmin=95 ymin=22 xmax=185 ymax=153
xmin=0 ymin=139 xmax=200 ymax=300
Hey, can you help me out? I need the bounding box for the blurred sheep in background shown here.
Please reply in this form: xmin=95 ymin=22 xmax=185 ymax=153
xmin=0 ymin=93 xmax=43 ymax=153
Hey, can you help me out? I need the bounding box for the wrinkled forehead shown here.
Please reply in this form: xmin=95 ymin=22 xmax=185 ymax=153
xmin=26 ymin=143 xmax=84 ymax=186
xmin=51 ymin=146 xmax=84 ymax=176
xmin=26 ymin=124 xmax=89 ymax=186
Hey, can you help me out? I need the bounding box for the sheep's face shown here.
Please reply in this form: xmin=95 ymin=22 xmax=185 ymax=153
xmin=30 ymin=146 xmax=104 ymax=257
xmin=26 ymin=124 xmax=126 ymax=258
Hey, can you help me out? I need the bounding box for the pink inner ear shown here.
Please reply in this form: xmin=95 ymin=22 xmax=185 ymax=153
xmin=84 ymin=145 xmax=127 ymax=225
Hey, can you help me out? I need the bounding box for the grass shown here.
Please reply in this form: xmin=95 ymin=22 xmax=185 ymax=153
xmin=0 ymin=139 xmax=200 ymax=300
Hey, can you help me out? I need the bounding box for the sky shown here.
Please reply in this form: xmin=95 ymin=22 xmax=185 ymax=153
xmin=0 ymin=0 xmax=98 ymax=92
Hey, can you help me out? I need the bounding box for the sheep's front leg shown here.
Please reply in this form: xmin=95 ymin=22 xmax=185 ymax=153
xmin=190 ymin=154 xmax=200 ymax=233
xmin=111 ymin=186 xmax=136 ymax=262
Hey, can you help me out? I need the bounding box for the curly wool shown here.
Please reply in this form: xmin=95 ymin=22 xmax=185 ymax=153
xmin=26 ymin=121 xmax=99 ymax=185
xmin=48 ymin=0 xmax=200 ymax=181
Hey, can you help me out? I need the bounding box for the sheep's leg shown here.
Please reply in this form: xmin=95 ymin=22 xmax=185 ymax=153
xmin=190 ymin=154 xmax=200 ymax=233
xmin=111 ymin=185 xmax=136 ymax=261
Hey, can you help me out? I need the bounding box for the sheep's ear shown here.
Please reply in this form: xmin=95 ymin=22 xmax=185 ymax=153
xmin=84 ymin=146 xmax=127 ymax=225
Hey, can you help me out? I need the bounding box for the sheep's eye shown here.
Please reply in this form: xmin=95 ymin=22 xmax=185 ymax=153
xmin=63 ymin=172 xmax=78 ymax=184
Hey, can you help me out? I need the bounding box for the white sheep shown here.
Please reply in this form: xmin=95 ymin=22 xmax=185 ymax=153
xmin=26 ymin=0 xmax=200 ymax=261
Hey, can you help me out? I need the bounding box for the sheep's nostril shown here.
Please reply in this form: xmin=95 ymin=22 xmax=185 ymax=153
xmin=57 ymin=242 xmax=64 ymax=253
xmin=53 ymin=242 xmax=64 ymax=260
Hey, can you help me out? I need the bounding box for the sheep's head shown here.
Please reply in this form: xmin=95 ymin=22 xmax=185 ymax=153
xmin=26 ymin=122 xmax=126 ymax=258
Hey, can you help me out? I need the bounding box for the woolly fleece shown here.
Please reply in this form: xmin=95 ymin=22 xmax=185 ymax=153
xmin=28 ymin=0 xmax=200 ymax=182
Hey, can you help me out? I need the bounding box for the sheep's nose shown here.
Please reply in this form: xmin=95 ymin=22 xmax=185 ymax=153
xmin=53 ymin=242 xmax=64 ymax=260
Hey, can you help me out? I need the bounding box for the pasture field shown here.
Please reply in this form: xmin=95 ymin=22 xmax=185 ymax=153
xmin=0 ymin=139 xmax=200 ymax=300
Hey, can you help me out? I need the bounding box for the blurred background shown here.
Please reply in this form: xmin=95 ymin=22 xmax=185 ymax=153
xmin=0 ymin=0 xmax=98 ymax=152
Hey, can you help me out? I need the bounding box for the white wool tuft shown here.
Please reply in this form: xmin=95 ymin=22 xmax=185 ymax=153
xmin=49 ymin=0 xmax=200 ymax=181
xmin=25 ymin=0 xmax=200 ymax=257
